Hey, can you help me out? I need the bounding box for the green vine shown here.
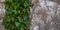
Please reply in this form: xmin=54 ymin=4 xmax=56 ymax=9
xmin=3 ymin=0 xmax=32 ymax=30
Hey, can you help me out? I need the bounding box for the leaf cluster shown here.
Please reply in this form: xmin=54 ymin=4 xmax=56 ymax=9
xmin=3 ymin=0 xmax=32 ymax=30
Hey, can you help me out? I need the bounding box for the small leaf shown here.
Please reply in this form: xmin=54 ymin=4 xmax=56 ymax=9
xmin=20 ymin=28 xmax=24 ymax=30
xmin=15 ymin=22 xmax=20 ymax=27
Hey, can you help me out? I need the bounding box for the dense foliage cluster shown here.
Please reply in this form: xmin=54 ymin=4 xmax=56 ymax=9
xmin=3 ymin=0 xmax=32 ymax=30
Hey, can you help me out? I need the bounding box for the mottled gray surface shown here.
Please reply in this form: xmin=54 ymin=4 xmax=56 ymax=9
xmin=30 ymin=0 xmax=60 ymax=30
xmin=0 ymin=0 xmax=5 ymax=30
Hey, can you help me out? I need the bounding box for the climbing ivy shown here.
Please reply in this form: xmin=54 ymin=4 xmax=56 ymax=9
xmin=3 ymin=0 xmax=32 ymax=30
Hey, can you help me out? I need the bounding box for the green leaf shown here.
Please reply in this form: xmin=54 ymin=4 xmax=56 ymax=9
xmin=15 ymin=22 xmax=20 ymax=27
xmin=20 ymin=28 xmax=24 ymax=30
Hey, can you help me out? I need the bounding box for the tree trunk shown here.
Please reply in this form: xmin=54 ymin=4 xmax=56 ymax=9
xmin=30 ymin=0 xmax=60 ymax=30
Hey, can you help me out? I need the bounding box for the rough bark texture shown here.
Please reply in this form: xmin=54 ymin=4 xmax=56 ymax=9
xmin=30 ymin=0 xmax=60 ymax=30
xmin=50 ymin=0 xmax=60 ymax=4
xmin=0 ymin=0 xmax=5 ymax=30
